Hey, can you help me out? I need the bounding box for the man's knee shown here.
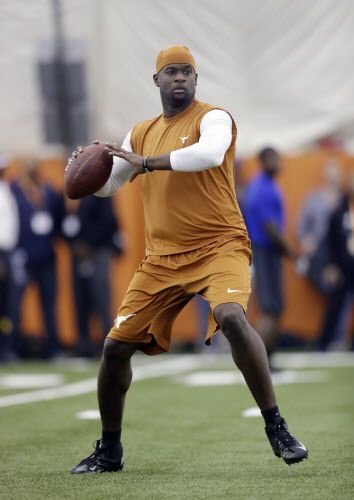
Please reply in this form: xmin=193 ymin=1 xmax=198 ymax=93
xmin=102 ymin=338 xmax=138 ymax=365
xmin=214 ymin=303 xmax=249 ymax=344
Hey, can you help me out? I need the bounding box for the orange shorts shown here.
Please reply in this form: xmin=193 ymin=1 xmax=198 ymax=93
xmin=107 ymin=238 xmax=252 ymax=355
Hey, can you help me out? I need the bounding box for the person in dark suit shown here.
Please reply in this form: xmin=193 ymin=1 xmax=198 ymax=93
xmin=9 ymin=160 xmax=65 ymax=359
xmin=62 ymin=196 xmax=123 ymax=356
xmin=318 ymin=172 xmax=354 ymax=350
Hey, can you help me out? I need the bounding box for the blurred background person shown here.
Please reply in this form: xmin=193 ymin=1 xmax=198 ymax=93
xmin=62 ymin=196 xmax=123 ymax=357
xmin=8 ymin=160 xmax=65 ymax=359
xmin=296 ymin=158 xmax=343 ymax=291
xmin=234 ymin=157 xmax=246 ymax=213
xmin=0 ymin=155 xmax=19 ymax=362
xmin=318 ymin=172 xmax=354 ymax=351
xmin=243 ymin=147 xmax=296 ymax=368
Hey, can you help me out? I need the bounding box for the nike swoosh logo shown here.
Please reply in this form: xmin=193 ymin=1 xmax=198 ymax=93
xmin=297 ymin=443 xmax=307 ymax=451
xmin=227 ymin=288 xmax=244 ymax=293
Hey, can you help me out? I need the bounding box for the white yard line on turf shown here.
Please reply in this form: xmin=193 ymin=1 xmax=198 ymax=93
xmin=0 ymin=355 xmax=205 ymax=408
xmin=178 ymin=369 xmax=329 ymax=387
xmin=272 ymin=352 xmax=354 ymax=368
xmin=76 ymin=409 xmax=101 ymax=420
xmin=242 ymin=407 xmax=262 ymax=418
xmin=0 ymin=374 xmax=64 ymax=389
xmin=0 ymin=352 xmax=353 ymax=408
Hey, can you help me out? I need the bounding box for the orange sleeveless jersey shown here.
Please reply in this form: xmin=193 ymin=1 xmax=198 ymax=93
xmin=130 ymin=99 xmax=250 ymax=256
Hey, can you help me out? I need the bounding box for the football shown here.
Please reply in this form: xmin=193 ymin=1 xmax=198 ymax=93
xmin=64 ymin=142 xmax=113 ymax=199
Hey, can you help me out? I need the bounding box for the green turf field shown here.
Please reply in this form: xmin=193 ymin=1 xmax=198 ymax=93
xmin=0 ymin=353 xmax=353 ymax=499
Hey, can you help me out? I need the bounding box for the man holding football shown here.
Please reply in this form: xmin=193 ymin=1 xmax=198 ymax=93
xmin=70 ymin=45 xmax=308 ymax=474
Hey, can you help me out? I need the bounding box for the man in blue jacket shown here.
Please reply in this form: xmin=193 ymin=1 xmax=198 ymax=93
xmin=243 ymin=147 xmax=295 ymax=366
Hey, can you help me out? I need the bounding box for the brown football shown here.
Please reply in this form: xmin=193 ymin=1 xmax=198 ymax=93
xmin=64 ymin=142 xmax=113 ymax=199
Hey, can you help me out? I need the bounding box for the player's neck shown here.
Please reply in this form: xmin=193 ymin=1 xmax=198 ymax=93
xmin=161 ymin=98 xmax=195 ymax=118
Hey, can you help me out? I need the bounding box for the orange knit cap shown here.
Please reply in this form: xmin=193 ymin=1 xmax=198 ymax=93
xmin=155 ymin=45 xmax=196 ymax=73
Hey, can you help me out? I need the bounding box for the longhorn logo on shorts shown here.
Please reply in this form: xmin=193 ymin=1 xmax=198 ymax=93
xmin=115 ymin=314 xmax=136 ymax=329
xmin=179 ymin=135 xmax=190 ymax=145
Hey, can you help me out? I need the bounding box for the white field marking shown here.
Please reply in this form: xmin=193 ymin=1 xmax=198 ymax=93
xmin=242 ymin=407 xmax=261 ymax=418
xmin=271 ymin=370 xmax=328 ymax=385
xmin=195 ymin=352 xmax=354 ymax=368
xmin=75 ymin=356 xmax=227 ymax=420
xmin=57 ymin=357 xmax=92 ymax=372
xmin=0 ymin=377 xmax=97 ymax=408
xmin=272 ymin=352 xmax=354 ymax=369
xmin=180 ymin=371 xmax=244 ymax=387
xmin=178 ymin=370 xmax=329 ymax=387
xmin=78 ymin=365 xmax=329 ymax=419
xmin=0 ymin=355 xmax=205 ymax=409
xmin=0 ymin=352 xmax=351 ymax=408
xmin=0 ymin=374 xmax=63 ymax=389
xmin=76 ymin=409 xmax=100 ymax=420
xmin=132 ymin=355 xmax=206 ymax=381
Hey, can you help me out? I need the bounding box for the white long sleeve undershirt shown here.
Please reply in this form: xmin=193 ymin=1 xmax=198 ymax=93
xmin=95 ymin=131 xmax=133 ymax=197
xmin=95 ymin=109 xmax=232 ymax=197
xmin=170 ymin=109 xmax=232 ymax=171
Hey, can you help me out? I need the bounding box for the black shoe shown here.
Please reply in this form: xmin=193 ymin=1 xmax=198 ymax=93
xmin=265 ymin=417 xmax=308 ymax=465
xmin=70 ymin=440 xmax=124 ymax=474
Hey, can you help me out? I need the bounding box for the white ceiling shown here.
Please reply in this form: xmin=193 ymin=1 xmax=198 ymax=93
xmin=1 ymin=0 xmax=354 ymax=156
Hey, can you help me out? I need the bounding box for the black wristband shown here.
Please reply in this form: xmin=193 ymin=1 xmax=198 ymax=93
xmin=142 ymin=156 xmax=153 ymax=173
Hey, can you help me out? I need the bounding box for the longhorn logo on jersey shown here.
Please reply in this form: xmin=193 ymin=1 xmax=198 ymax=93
xmin=179 ymin=135 xmax=190 ymax=145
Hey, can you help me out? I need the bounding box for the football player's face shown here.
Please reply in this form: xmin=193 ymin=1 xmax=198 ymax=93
xmin=154 ymin=64 xmax=197 ymax=106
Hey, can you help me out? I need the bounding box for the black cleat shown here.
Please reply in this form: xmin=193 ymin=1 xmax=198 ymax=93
xmin=265 ymin=417 xmax=308 ymax=465
xmin=70 ymin=440 xmax=124 ymax=474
